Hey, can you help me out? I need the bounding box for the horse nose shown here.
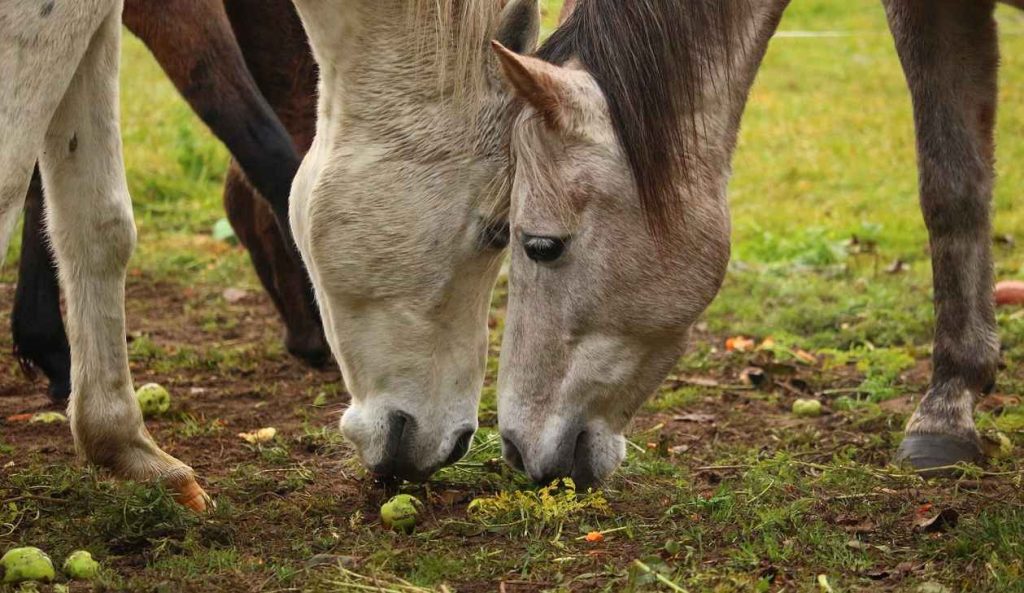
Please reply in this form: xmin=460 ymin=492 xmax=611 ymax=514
xmin=443 ymin=428 xmax=475 ymax=467
xmin=503 ymin=429 xmax=589 ymax=486
xmin=501 ymin=433 xmax=525 ymax=472
xmin=368 ymin=410 xmax=413 ymax=477
xmin=368 ymin=412 xmax=474 ymax=481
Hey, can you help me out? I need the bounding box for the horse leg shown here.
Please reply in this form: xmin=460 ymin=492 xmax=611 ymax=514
xmin=40 ymin=5 xmax=207 ymax=509
xmin=883 ymin=0 xmax=999 ymax=472
xmin=2 ymin=2 xmax=114 ymax=341
xmin=223 ymin=164 xmax=328 ymax=366
xmin=12 ymin=168 xmax=72 ymax=401
xmin=123 ymin=0 xmax=326 ymax=365
xmin=123 ymin=0 xmax=299 ymax=231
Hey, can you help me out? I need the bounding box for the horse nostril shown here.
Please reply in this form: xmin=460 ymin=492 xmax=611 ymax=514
xmin=382 ymin=411 xmax=411 ymax=463
xmin=571 ymin=430 xmax=597 ymax=489
xmin=528 ymin=429 xmax=585 ymax=486
xmin=444 ymin=429 xmax=474 ymax=467
xmin=501 ymin=435 xmax=525 ymax=471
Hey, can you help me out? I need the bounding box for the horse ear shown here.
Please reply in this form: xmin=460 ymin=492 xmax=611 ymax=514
xmin=491 ymin=41 xmax=570 ymax=129
xmin=495 ymin=0 xmax=540 ymax=55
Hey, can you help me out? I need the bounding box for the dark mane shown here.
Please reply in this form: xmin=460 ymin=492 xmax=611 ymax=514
xmin=537 ymin=0 xmax=750 ymax=236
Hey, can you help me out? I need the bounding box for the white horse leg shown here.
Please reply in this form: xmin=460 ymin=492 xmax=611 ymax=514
xmin=0 ymin=8 xmax=96 ymax=262
xmin=38 ymin=5 xmax=208 ymax=510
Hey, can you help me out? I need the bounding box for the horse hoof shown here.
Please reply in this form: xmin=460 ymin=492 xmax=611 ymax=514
xmin=47 ymin=379 xmax=71 ymax=403
xmin=285 ymin=333 xmax=330 ymax=369
xmin=895 ymin=433 xmax=984 ymax=477
xmin=172 ymin=478 xmax=212 ymax=513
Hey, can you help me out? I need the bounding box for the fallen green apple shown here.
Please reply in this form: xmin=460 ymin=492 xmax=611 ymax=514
xmin=1 ymin=547 xmax=55 ymax=584
xmin=381 ymin=494 xmax=423 ymax=534
xmin=792 ymin=398 xmax=823 ymax=418
xmin=985 ymin=433 xmax=1014 ymax=460
xmin=136 ymin=383 xmax=171 ymax=416
xmin=63 ymin=550 xmax=100 ymax=581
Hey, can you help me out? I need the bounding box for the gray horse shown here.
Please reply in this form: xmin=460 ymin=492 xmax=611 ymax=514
xmin=493 ymin=0 xmax=1005 ymax=485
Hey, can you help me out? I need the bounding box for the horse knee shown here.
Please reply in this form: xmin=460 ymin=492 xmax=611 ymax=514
xmin=50 ymin=201 xmax=136 ymax=279
xmin=103 ymin=206 xmax=138 ymax=267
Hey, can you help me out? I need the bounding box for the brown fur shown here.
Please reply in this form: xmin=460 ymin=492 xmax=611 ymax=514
xmin=124 ymin=0 xmax=325 ymax=364
xmin=219 ymin=0 xmax=324 ymax=363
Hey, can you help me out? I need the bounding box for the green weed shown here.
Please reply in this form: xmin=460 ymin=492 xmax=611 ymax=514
xmin=467 ymin=479 xmax=610 ymax=539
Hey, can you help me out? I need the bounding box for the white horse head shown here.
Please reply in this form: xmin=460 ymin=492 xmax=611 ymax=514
xmin=492 ymin=0 xmax=787 ymax=486
xmin=289 ymin=0 xmax=540 ymax=481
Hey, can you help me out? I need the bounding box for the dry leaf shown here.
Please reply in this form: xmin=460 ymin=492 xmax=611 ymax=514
xmin=432 ymin=490 xmax=471 ymax=507
xmin=223 ymin=287 xmax=249 ymax=304
xmin=29 ymin=412 xmax=67 ymax=424
xmin=238 ymin=427 xmax=277 ymax=444
xmin=915 ymin=508 xmax=959 ymax=533
xmin=668 ymin=444 xmax=691 ymax=455
xmin=725 ymin=336 xmax=756 ymax=352
xmin=740 ymin=367 xmax=767 ymax=387
xmin=794 ymin=349 xmax=818 ymax=365
xmin=880 ymin=396 xmax=916 ymax=414
xmin=977 ymin=394 xmax=1021 ymax=413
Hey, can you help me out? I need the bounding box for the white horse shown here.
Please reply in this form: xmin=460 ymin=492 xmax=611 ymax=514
xmin=0 ymin=0 xmax=540 ymax=508
xmin=289 ymin=0 xmax=539 ymax=481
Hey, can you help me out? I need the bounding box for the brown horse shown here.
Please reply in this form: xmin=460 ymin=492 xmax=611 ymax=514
xmin=11 ymin=0 xmax=324 ymax=401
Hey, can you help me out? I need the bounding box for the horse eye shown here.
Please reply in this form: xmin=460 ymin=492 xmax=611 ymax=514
xmin=480 ymin=220 xmax=510 ymax=250
xmin=522 ymin=234 xmax=567 ymax=263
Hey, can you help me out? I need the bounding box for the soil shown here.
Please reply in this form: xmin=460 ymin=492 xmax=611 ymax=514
xmin=1 ymin=277 xmax=1021 ymax=592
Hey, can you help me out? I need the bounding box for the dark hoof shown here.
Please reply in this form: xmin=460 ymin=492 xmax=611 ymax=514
xmin=47 ymin=378 xmax=71 ymax=402
xmin=895 ymin=433 xmax=984 ymax=477
xmin=16 ymin=352 xmax=71 ymax=402
xmin=285 ymin=333 xmax=330 ymax=369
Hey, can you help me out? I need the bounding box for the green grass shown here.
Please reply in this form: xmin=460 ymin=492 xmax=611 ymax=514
xmin=2 ymin=1 xmax=1024 ymax=592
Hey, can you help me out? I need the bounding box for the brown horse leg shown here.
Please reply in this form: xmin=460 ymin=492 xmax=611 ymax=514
xmin=218 ymin=0 xmax=328 ymax=365
xmin=11 ymin=168 xmax=71 ymax=401
xmin=223 ymin=164 xmax=328 ymax=366
xmin=883 ymin=0 xmax=999 ymax=472
xmin=123 ymin=0 xmax=299 ymax=228
xmin=122 ymin=0 xmax=327 ymax=365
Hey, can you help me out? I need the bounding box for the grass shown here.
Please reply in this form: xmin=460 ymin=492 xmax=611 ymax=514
xmin=2 ymin=1 xmax=1024 ymax=592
